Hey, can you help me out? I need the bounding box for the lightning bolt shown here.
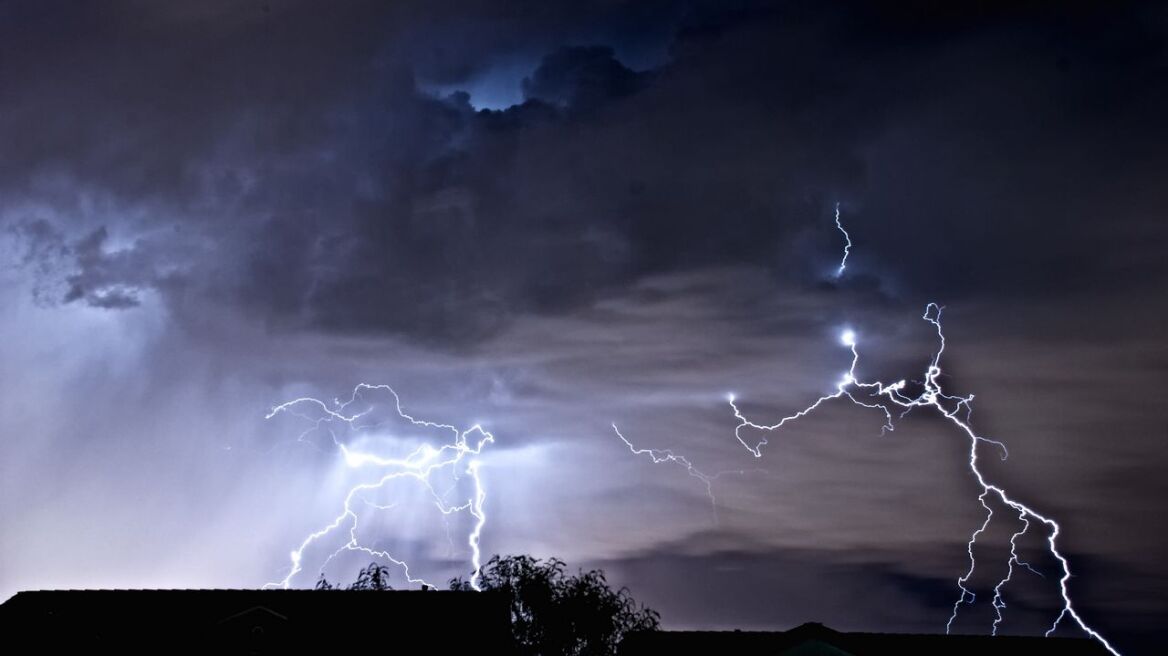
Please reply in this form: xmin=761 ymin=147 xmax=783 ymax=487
xmin=612 ymin=424 xmax=764 ymax=524
xmin=992 ymin=506 xmax=1044 ymax=636
xmin=726 ymin=208 xmax=1121 ymax=654
xmin=833 ymin=202 xmax=851 ymax=277
xmin=263 ymin=384 xmax=493 ymax=591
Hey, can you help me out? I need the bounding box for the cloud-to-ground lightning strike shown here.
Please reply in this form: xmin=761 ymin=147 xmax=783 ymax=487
xmin=264 ymin=384 xmax=493 ymax=591
xmin=727 ymin=209 xmax=1120 ymax=654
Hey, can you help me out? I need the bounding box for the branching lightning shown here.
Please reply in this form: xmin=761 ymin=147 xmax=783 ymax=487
xmin=264 ymin=384 xmax=493 ymax=591
xmin=254 ymin=202 xmax=1119 ymax=654
xmin=724 ymin=209 xmax=1120 ymax=654
xmin=612 ymin=424 xmax=763 ymax=524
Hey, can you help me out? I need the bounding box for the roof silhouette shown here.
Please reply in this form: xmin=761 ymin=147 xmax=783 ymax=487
xmin=619 ymin=622 xmax=1113 ymax=656
xmin=0 ymin=589 xmax=513 ymax=653
xmin=2 ymin=590 xmax=1118 ymax=655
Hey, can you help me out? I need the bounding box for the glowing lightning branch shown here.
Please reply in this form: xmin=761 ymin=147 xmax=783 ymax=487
xmin=264 ymin=384 xmax=493 ymax=591
xmin=729 ymin=309 xmax=1120 ymax=654
xmin=992 ymin=506 xmax=1044 ymax=636
xmin=612 ymin=424 xmax=762 ymax=524
xmin=833 ymin=202 xmax=851 ymax=277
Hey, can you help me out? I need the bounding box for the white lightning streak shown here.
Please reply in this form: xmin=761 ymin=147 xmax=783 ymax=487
xmin=728 ymin=304 xmax=1120 ymax=655
xmin=834 ymin=202 xmax=851 ymax=277
xmin=264 ymin=384 xmax=493 ymax=591
xmin=992 ymin=506 xmax=1044 ymax=636
xmin=612 ymin=424 xmax=763 ymax=524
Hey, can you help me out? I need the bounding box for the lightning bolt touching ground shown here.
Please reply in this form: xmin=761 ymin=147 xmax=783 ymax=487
xmin=264 ymin=384 xmax=493 ymax=591
xmin=727 ymin=208 xmax=1120 ymax=654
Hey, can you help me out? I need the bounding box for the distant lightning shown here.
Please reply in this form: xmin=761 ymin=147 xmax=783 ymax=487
xmin=833 ymin=202 xmax=851 ymax=277
xmin=725 ymin=208 xmax=1120 ymax=654
xmin=264 ymin=384 xmax=493 ymax=591
xmin=612 ymin=424 xmax=763 ymax=524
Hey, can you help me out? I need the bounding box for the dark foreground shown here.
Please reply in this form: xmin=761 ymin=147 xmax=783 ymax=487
xmin=622 ymin=622 xmax=1112 ymax=656
xmin=1 ymin=589 xmax=1112 ymax=655
xmin=0 ymin=589 xmax=512 ymax=653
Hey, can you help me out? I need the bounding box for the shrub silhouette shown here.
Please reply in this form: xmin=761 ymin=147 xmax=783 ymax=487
xmin=450 ymin=554 xmax=660 ymax=656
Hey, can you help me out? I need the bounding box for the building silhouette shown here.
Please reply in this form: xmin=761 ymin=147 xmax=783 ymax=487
xmin=0 ymin=589 xmax=512 ymax=654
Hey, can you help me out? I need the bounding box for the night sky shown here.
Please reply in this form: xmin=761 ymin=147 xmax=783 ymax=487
xmin=1 ymin=1 xmax=1165 ymax=653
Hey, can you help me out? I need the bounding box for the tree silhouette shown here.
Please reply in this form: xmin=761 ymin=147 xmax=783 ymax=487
xmin=314 ymin=562 xmax=394 ymax=590
xmin=312 ymin=555 xmax=658 ymax=654
xmin=450 ymin=554 xmax=660 ymax=656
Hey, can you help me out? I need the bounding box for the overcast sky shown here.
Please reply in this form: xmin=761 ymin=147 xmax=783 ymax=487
xmin=1 ymin=1 xmax=1165 ymax=653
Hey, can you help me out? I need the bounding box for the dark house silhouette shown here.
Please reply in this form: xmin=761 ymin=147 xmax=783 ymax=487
xmin=0 ymin=589 xmax=513 ymax=653
xmin=3 ymin=590 xmax=1118 ymax=654
xmin=619 ymin=622 xmax=1112 ymax=656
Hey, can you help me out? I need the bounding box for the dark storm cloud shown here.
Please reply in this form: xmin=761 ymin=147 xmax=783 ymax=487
xmin=7 ymin=1 xmax=1163 ymax=346
xmin=521 ymin=46 xmax=650 ymax=109
xmin=10 ymin=219 xmax=196 ymax=309
xmin=61 ymin=228 xmax=151 ymax=308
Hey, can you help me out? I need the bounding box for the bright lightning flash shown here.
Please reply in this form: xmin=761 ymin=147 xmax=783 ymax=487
xmin=264 ymin=384 xmax=493 ymax=591
xmin=840 ymin=329 xmax=857 ymax=347
xmin=729 ymin=307 xmax=1120 ymax=655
